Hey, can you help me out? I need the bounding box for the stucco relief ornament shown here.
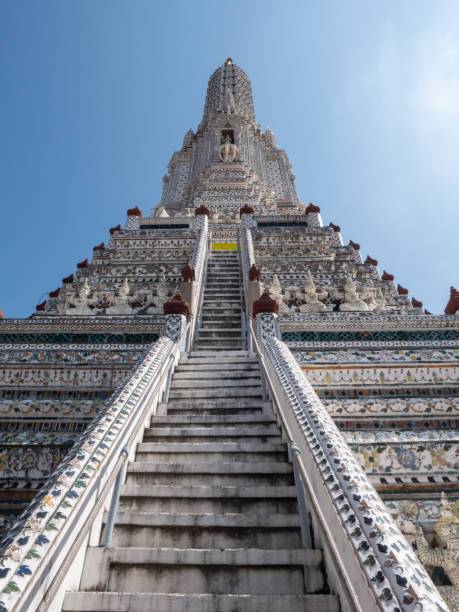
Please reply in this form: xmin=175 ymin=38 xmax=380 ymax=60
xmin=298 ymin=268 xmax=327 ymax=313
xmin=223 ymin=87 xmax=237 ymax=114
xmin=415 ymin=492 xmax=459 ymax=610
xmin=105 ymin=279 xmax=134 ymax=315
xmin=339 ymin=274 xmax=369 ymax=311
xmin=64 ymin=279 xmax=96 ymax=315
xmin=219 ymin=135 xmax=238 ymax=162
xmin=269 ymin=275 xmax=289 ymax=313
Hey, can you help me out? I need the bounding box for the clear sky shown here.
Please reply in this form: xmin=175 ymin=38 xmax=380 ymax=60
xmin=1 ymin=1 xmax=458 ymax=317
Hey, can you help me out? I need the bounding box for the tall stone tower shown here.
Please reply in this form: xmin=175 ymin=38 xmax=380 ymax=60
xmin=0 ymin=59 xmax=456 ymax=611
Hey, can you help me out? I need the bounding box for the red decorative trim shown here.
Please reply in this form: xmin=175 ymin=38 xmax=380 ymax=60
xmin=62 ymin=274 xmax=74 ymax=284
xmin=412 ymin=297 xmax=423 ymax=308
xmin=397 ymin=284 xmax=408 ymax=295
xmin=349 ymin=240 xmax=360 ymax=250
xmin=253 ymin=290 xmax=279 ymax=318
xmin=381 ymin=270 xmax=394 ymax=281
xmin=93 ymin=242 xmax=105 ymax=251
xmin=49 ymin=288 xmax=60 ymax=298
xmin=181 ymin=259 xmax=195 ymax=283
xmin=239 ymin=205 xmax=254 ymax=216
xmin=109 ymin=224 xmax=122 ymax=235
xmin=195 ymin=205 xmax=210 ymax=217
xmin=305 ymin=203 xmax=320 ymax=214
xmin=163 ymin=293 xmax=190 ymax=319
xmin=365 ymin=256 xmax=378 ymax=266
xmin=329 ymin=222 xmax=340 ymax=233
xmin=249 ymin=264 xmax=260 ymax=282
xmin=127 ymin=206 xmax=142 ymax=217
xmin=36 ymin=302 xmax=46 ymax=312
xmin=77 ymin=259 xmax=89 ymax=269
xmin=445 ymin=286 xmax=459 ymax=315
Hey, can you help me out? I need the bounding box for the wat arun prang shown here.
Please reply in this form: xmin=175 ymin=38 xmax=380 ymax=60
xmin=0 ymin=58 xmax=458 ymax=604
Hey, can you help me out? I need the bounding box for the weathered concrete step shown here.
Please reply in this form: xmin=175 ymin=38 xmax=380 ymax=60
xmin=166 ymin=397 xmax=268 ymax=408
xmin=151 ymin=414 xmax=275 ymax=425
xmin=63 ymin=592 xmax=340 ymax=612
xmin=170 ymin=371 xmax=258 ymax=380
xmin=126 ymin=470 xmax=292 ymax=487
xmin=196 ymin=343 xmax=244 ymax=351
xmin=119 ymin=485 xmax=298 ymax=514
xmin=202 ymin=299 xmax=241 ymax=304
xmin=165 ymin=408 xmax=265 ymax=417
xmin=198 ymin=328 xmax=242 ymax=335
xmin=109 ymin=520 xmax=301 ymax=549
xmin=111 ymin=512 xmax=299 ymax=529
xmin=134 ymin=451 xmax=286 ymax=464
xmin=98 ymin=548 xmax=323 ymax=595
xmin=185 ymin=351 xmax=253 ymax=360
xmin=168 ymin=386 xmax=261 ymax=399
xmin=198 ymin=333 xmax=243 ymax=341
xmin=144 ymin=425 xmax=279 ymax=437
xmin=137 ymin=441 xmax=285 ymax=453
xmin=201 ymin=318 xmax=241 ymax=326
xmin=171 ymin=378 xmax=260 ymax=389
xmin=175 ymin=362 xmax=257 ymax=372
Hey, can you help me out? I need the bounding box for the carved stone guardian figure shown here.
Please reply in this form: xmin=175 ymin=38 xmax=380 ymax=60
xmin=219 ymin=134 xmax=238 ymax=162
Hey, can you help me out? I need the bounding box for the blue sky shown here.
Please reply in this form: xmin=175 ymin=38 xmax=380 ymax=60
xmin=1 ymin=1 xmax=458 ymax=317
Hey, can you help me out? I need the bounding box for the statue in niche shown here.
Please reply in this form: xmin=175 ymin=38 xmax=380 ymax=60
xmin=64 ymin=279 xmax=97 ymax=315
xmin=106 ymin=279 xmax=134 ymax=315
xmin=361 ymin=286 xmax=378 ymax=311
xmin=223 ymin=87 xmax=237 ymax=114
xmin=415 ymin=493 xmax=459 ymax=610
xmin=145 ymin=275 xmax=169 ymax=314
xmin=298 ymin=268 xmax=327 ymax=313
xmin=268 ymin=275 xmax=289 ymax=313
xmin=339 ymin=275 xmax=369 ymax=311
xmin=219 ymin=134 xmax=238 ymax=162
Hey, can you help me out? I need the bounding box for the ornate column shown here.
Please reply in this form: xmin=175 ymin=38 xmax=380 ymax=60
xmin=163 ymin=293 xmax=190 ymax=350
xmin=125 ymin=206 xmax=142 ymax=230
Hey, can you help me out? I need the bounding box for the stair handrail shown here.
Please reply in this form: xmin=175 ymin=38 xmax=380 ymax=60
xmin=0 ymin=330 xmax=187 ymax=612
xmin=189 ymin=215 xmax=209 ymax=350
xmin=249 ymin=318 xmax=449 ymax=612
xmin=239 ymin=220 xmax=257 ymax=352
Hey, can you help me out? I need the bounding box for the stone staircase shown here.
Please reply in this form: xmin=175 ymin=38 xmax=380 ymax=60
xmin=197 ymin=250 xmax=244 ymax=351
xmin=63 ymin=251 xmax=339 ymax=612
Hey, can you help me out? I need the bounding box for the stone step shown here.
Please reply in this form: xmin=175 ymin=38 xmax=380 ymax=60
xmin=201 ymin=317 xmax=241 ymax=325
xmin=196 ymin=341 xmax=244 ymax=350
xmin=202 ymin=305 xmax=241 ymax=313
xmin=165 ymin=397 xmax=267 ymax=407
xmin=92 ymin=547 xmax=324 ymax=595
xmin=172 ymin=369 xmax=259 ymax=379
xmin=168 ymin=385 xmax=258 ymax=398
xmin=185 ymin=350 xmax=254 ymax=360
xmin=137 ymin=441 xmax=285 ymax=453
xmin=144 ymin=425 xmax=279 ymax=437
xmin=198 ymin=328 xmax=242 ymax=336
xmin=108 ymin=511 xmax=301 ymax=549
xmin=119 ymin=485 xmax=298 ymax=514
xmin=135 ymin=448 xmax=287 ymax=464
xmin=125 ymin=461 xmax=293 ymax=487
xmin=201 ymin=302 xmax=242 ymax=309
xmin=63 ymin=592 xmax=340 ymax=612
xmin=150 ymin=414 xmax=276 ymax=425
xmin=170 ymin=378 xmax=260 ymax=389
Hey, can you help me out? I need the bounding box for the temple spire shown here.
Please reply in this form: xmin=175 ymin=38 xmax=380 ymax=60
xmin=200 ymin=59 xmax=255 ymax=129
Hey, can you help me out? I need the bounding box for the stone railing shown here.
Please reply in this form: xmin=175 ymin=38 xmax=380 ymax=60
xmin=254 ymin=312 xmax=449 ymax=612
xmin=0 ymin=329 xmax=185 ymax=611
xmin=190 ymin=212 xmax=209 ymax=314
xmin=240 ymin=213 xmax=256 ymax=305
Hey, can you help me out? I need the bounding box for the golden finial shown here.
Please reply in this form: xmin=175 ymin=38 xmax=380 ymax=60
xmin=225 ymin=58 xmax=233 ymax=65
